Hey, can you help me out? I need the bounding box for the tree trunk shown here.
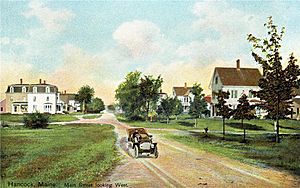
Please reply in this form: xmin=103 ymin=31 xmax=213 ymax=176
xmin=276 ymin=95 xmax=280 ymax=143
xmin=176 ymin=115 xmax=178 ymax=120
xmin=242 ymin=118 xmax=245 ymax=142
xmin=146 ymin=101 xmax=150 ymax=121
xmin=82 ymin=101 xmax=86 ymax=114
xmin=222 ymin=117 xmax=225 ymax=136
xmin=167 ymin=117 xmax=169 ymax=124
xmin=194 ymin=118 xmax=197 ymax=127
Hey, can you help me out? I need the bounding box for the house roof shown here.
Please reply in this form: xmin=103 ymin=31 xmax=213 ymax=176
xmin=173 ymin=87 xmax=191 ymax=96
xmin=215 ymin=67 xmax=262 ymax=86
xmin=204 ymin=95 xmax=211 ymax=104
xmin=60 ymin=93 xmax=76 ymax=103
xmin=6 ymin=84 xmax=58 ymax=93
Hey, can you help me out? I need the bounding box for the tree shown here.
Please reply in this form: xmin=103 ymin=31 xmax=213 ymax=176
xmin=215 ymin=90 xmax=231 ymax=137
xmin=115 ymin=71 xmax=143 ymax=120
xmin=189 ymin=83 xmax=207 ymax=127
xmin=87 ymin=97 xmax=105 ymax=113
xmin=139 ymin=75 xmax=163 ymax=121
xmin=158 ymin=97 xmax=176 ymax=124
xmin=76 ymin=85 xmax=95 ymax=113
xmin=232 ymin=94 xmax=255 ymax=142
xmin=247 ymin=16 xmax=300 ymax=142
xmin=174 ymin=97 xmax=183 ymax=120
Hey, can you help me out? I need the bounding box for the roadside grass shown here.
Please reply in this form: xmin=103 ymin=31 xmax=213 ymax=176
xmin=1 ymin=124 xmax=119 ymax=186
xmin=82 ymin=115 xmax=102 ymax=119
xmin=116 ymin=114 xmax=300 ymax=134
xmin=0 ymin=114 xmax=78 ymax=123
xmin=164 ymin=132 xmax=300 ymax=176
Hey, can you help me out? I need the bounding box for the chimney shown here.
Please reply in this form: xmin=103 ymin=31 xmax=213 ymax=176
xmin=184 ymin=82 xmax=187 ymax=88
xmin=44 ymin=80 xmax=46 ymax=84
xmin=20 ymin=78 xmax=23 ymax=84
xmin=39 ymin=79 xmax=42 ymax=84
xmin=236 ymin=59 xmax=240 ymax=69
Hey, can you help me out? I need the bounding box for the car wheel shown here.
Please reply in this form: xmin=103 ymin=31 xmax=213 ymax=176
xmin=154 ymin=147 xmax=158 ymax=158
xmin=134 ymin=145 xmax=139 ymax=158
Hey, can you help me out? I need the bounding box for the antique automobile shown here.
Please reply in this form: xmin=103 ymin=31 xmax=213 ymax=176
xmin=127 ymin=127 xmax=158 ymax=158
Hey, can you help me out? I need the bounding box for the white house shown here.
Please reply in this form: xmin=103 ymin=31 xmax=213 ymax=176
xmin=210 ymin=59 xmax=264 ymax=117
xmin=60 ymin=91 xmax=81 ymax=112
xmin=5 ymin=79 xmax=64 ymax=114
xmin=172 ymin=83 xmax=194 ymax=113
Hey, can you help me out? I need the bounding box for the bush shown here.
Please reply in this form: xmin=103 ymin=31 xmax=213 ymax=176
xmin=23 ymin=113 xmax=49 ymax=129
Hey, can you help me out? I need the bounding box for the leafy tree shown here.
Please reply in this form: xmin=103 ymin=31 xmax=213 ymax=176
xmin=76 ymin=85 xmax=95 ymax=113
xmin=158 ymin=97 xmax=176 ymax=124
xmin=215 ymin=90 xmax=231 ymax=137
xmin=87 ymin=97 xmax=105 ymax=113
xmin=174 ymin=97 xmax=183 ymax=120
xmin=189 ymin=83 xmax=207 ymax=126
xmin=139 ymin=75 xmax=163 ymax=121
xmin=23 ymin=112 xmax=49 ymax=129
xmin=232 ymin=94 xmax=255 ymax=142
xmin=248 ymin=16 xmax=300 ymax=142
xmin=115 ymin=71 xmax=143 ymax=120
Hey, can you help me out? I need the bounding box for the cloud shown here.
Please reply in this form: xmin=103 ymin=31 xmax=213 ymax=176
xmin=113 ymin=20 xmax=165 ymax=58
xmin=23 ymin=0 xmax=74 ymax=32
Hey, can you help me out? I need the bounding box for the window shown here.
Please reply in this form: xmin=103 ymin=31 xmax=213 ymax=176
xmin=46 ymin=86 xmax=50 ymax=93
xmin=1 ymin=107 xmax=3 ymax=111
xmin=46 ymin=96 xmax=49 ymax=101
xmin=22 ymin=86 xmax=26 ymax=93
xmin=184 ymin=97 xmax=188 ymax=102
xmin=33 ymin=105 xmax=37 ymax=112
xmin=234 ymin=90 xmax=238 ymax=98
xmin=14 ymin=106 xmax=17 ymax=112
xmin=33 ymin=87 xmax=37 ymax=93
xmin=248 ymin=91 xmax=253 ymax=98
xmin=297 ymin=108 xmax=299 ymax=115
xmin=215 ymin=76 xmax=218 ymax=84
xmin=33 ymin=96 xmax=36 ymax=102
xmin=231 ymin=90 xmax=233 ymax=98
xmin=10 ymin=86 xmax=14 ymax=93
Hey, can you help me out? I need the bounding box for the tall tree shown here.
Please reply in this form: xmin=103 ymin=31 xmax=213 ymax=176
xmin=174 ymin=97 xmax=183 ymax=120
xmin=248 ymin=17 xmax=300 ymax=142
xmin=76 ymin=85 xmax=95 ymax=113
xmin=139 ymin=75 xmax=163 ymax=121
xmin=215 ymin=90 xmax=231 ymax=137
xmin=115 ymin=71 xmax=142 ymax=120
xmin=157 ymin=97 xmax=176 ymax=124
xmin=189 ymin=83 xmax=207 ymax=127
xmin=232 ymin=94 xmax=255 ymax=142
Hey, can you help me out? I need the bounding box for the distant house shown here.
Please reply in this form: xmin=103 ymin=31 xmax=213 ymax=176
xmin=60 ymin=91 xmax=80 ymax=112
xmin=5 ymin=79 xmax=64 ymax=114
xmin=0 ymin=99 xmax=6 ymax=114
xmin=157 ymin=89 xmax=168 ymax=106
xmin=204 ymin=95 xmax=212 ymax=117
xmin=292 ymin=89 xmax=300 ymax=120
xmin=172 ymin=83 xmax=194 ymax=113
xmin=210 ymin=59 xmax=264 ymax=117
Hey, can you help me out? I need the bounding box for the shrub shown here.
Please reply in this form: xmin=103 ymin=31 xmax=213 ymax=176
xmin=23 ymin=113 xmax=49 ymax=129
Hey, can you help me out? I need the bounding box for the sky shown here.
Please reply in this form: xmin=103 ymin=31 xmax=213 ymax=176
xmin=1 ymin=0 xmax=300 ymax=104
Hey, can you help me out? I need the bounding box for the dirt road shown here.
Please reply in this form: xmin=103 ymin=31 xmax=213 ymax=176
xmin=75 ymin=112 xmax=300 ymax=188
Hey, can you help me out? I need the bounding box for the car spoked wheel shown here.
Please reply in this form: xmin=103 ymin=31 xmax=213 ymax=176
xmin=134 ymin=145 xmax=139 ymax=158
xmin=154 ymin=147 xmax=158 ymax=158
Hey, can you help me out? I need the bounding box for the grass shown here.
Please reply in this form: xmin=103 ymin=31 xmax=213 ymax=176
xmin=82 ymin=115 xmax=102 ymax=119
xmin=117 ymin=114 xmax=300 ymax=134
xmin=0 ymin=113 xmax=79 ymax=123
xmin=1 ymin=123 xmax=119 ymax=186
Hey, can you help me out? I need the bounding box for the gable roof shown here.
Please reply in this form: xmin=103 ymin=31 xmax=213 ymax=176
xmin=215 ymin=67 xmax=262 ymax=86
xmin=173 ymin=87 xmax=191 ymax=96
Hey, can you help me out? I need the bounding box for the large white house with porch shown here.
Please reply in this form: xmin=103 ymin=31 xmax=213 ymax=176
xmin=210 ymin=59 xmax=264 ymax=117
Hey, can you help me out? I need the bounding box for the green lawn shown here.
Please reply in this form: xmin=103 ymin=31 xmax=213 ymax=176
xmin=82 ymin=114 xmax=102 ymax=119
xmin=117 ymin=114 xmax=300 ymax=134
xmin=1 ymin=124 xmax=119 ymax=187
xmin=0 ymin=114 xmax=79 ymax=123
